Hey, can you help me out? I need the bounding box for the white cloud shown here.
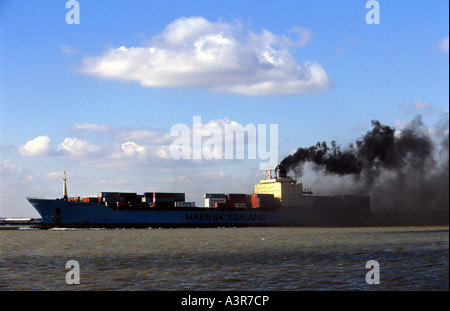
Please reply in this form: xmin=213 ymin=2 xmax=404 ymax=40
xmin=121 ymin=142 xmax=147 ymax=159
xmin=154 ymin=145 xmax=172 ymax=160
xmin=18 ymin=135 xmax=53 ymax=156
xmin=16 ymin=118 xmax=267 ymax=172
xmin=106 ymin=143 xmax=172 ymax=166
xmin=57 ymin=137 xmax=102 ymax=156
xmin=81 ymin=16 xmax=333 ymax=96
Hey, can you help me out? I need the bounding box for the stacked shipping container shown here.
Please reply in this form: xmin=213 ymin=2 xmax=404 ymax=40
xmin=96 ymin=192 xmax=191 ymax=209
xmin=78 ymin=191 xmax=280 ymax=210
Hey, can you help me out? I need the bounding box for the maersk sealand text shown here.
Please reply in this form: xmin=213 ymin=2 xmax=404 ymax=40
xmin=185 ymin=213 xmax=266 ymax=221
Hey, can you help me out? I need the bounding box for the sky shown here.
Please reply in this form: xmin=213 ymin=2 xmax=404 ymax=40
xmin=0 ymin=0 xmax=448 ymax=217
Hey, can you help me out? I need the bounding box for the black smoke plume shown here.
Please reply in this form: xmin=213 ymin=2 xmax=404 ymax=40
xmin=280 ymin=115 xmax=449 ymax=212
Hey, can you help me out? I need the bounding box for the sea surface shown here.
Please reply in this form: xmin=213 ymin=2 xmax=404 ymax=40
xmin=0 ymin=226 xmax=448 ymax=291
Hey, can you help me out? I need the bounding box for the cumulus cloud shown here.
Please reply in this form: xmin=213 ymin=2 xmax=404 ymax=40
xmin=18 ymin=135 xmax=53 ymax=156
xmin=121 ymin=142 xmax=147 ymax=159
xmin=81 ymin=16 xmax=333 ymax=96
xmin=57 ymin=137 xmax=103 ymax=156
xmin=16 ymin=118 xmax=270 ymax=172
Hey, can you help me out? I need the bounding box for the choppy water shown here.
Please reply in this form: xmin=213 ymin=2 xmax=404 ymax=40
xmin=0 ymin=226 xmax=448 ymax=291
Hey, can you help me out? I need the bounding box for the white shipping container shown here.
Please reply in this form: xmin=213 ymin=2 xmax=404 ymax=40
xmin=204 ymin=198 xmax=227 ymax=207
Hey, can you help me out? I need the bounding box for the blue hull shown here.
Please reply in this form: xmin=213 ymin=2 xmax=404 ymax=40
xmin=27 ymin=197 xmax=371 ymax=228
xmin=27 ymin=198 xmax=291 ymax=228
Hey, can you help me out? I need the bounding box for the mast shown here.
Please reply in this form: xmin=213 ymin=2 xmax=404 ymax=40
xmin=265 ymin=168 xmax=273 ymax=179
xmin=63 ymin=170 xmax=68 ymax=200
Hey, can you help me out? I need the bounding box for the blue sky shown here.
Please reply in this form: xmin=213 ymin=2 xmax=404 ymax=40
xmin=0 ymin=0 xmax=448 ymax=217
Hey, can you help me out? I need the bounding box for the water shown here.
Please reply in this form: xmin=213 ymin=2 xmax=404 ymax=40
xmin=0 ymin=226 xmax=448 ymax=291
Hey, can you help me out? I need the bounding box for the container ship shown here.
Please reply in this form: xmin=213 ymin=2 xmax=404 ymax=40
xmin=27 ymin=168 xmax=371 ymax=229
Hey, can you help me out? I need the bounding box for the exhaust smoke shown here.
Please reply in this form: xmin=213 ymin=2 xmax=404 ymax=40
xmin=279 ymin=115 xmax=449 ymax=212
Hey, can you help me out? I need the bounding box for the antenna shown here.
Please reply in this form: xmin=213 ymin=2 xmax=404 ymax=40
xmin=63 ymin=170 xmax=68 ymax=200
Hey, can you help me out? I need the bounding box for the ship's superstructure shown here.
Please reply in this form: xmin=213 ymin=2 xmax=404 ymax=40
xmin=254 ymin=166 xmax=311 ymax=207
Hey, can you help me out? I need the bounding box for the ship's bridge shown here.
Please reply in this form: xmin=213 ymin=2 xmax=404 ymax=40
xmin=254 ymin=167 xmax=312 ymax=207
